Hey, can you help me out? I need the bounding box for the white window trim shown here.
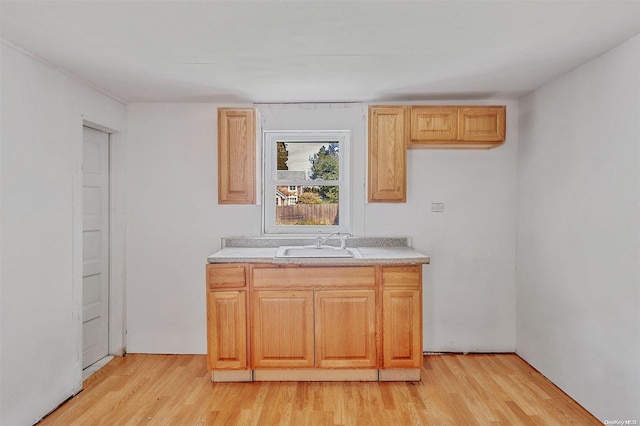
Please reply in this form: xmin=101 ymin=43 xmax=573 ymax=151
xmin=263 ymin=130 xmax=350 ymax=234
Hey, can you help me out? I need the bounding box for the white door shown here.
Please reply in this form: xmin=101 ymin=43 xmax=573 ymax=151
xmin=82 ymin=126 xmax=110 ymax=369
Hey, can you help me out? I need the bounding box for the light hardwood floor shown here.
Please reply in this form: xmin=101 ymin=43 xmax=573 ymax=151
xmin=39 ymin=354 xmax=600 ymax=425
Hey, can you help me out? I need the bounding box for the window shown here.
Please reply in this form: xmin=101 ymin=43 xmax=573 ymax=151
xmin=263 ymin=131 xmax=350 ymax=234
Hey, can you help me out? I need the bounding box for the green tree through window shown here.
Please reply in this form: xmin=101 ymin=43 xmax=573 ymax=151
xmin=309 ymin=143 xmax=339 ymax=203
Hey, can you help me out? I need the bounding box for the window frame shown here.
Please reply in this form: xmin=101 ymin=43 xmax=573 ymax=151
xmin=263 ymin=130 xmax=350 ymax=234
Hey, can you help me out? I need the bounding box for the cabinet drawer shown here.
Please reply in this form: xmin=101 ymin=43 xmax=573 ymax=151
xmin=252 ymin=266 xmax=376 ymax=288
xmin=207 ymin=264 xmax=247 ymax=288
xmin=381 ymin=265 xmax=421 ymax=288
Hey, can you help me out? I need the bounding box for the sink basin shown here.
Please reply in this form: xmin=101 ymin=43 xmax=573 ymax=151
xmin=275 ymin=246 xmax=362 ymax=258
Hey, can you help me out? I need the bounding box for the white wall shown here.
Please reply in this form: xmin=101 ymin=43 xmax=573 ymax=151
xmin=125 ymin=104 xmax=261 ymax=353
xmin=517 ymin=34 xmax=640 ymax=422
xmin=368 ymin=105 xmax=518 ymax=352
xmin=125 ymin=100 xmax=518 ymax=354
xmin=0 ymin=43 xmax=126 ymax=425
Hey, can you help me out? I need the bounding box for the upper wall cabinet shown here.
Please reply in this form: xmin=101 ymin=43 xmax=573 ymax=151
xmin=218 ymin=108 xmax=256 ymax=204
xmin=368 ymin=106 xmax=408 ymax=203
xmin=408 ymin=105 xmax=506 ymax=149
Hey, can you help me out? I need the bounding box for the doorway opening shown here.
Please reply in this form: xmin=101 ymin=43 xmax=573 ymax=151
xmin=82 ymin=126 xmax=111 ymax=375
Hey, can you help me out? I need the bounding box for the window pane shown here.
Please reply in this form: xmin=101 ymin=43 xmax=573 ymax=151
xmin=264 ymin=130 xmax=349 ymax=234
xmin=276 ymin=141 xmax=339 ymax=181
xmin=275 ymin=185 xmax=339 ymax=226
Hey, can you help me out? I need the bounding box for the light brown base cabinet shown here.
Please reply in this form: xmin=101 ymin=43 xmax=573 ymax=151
xmin=206 ymin=263 xmax=424 ymax=382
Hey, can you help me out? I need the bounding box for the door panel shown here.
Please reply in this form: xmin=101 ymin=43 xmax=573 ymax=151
xmin=82 ymin=126 xmax=110 ymax=369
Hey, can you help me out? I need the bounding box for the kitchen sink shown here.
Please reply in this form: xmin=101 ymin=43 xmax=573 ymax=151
xmin=275 ymin=246 xmax=362 ymax=258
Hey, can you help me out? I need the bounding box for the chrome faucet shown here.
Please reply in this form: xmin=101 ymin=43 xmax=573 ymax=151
xmin=315 ymin=231 xmax=352 ymax=248
xmin=339 ymin=233 xmax=352 ymax=249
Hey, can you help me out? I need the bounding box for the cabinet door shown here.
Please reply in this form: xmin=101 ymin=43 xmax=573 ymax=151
xmin=382 ymin=289 xmax=422 ymax=368
xmin=252 ymin=290 xmax=314 ymax=368
xmin=368 ymin=106 xmax=407 ymax=203
xmin=315 ymin=290 xmax=377 ymax=368
xmin=207 ymin=291 xmax=247 ymax=370
xmin=409 ymin=106 xmax=458 ymax=142
xmin=458 ymin=106 xmax=506 ymax=143
xmin=218 ymin=108 xmax=256 ymax=204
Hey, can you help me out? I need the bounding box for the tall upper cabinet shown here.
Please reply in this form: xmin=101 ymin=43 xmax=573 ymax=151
xmin=218 ymin=107 xmax=257 ymax=204
xmin=368 ymin=106 xmax=408 ymax=203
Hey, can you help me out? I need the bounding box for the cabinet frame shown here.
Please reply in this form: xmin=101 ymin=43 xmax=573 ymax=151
xmin=207 ymin=262 xmax=424 ymax=381
xmin=206 ymin=263 xmax=250 ymax=377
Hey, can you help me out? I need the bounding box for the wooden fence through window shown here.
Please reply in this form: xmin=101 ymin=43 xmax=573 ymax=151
xmin=276 ymin=204 xmax=339 ymax=225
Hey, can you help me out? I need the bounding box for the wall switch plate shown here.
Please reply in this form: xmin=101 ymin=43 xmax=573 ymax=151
xmin=431 ymin=203 xmax=445 ymax=212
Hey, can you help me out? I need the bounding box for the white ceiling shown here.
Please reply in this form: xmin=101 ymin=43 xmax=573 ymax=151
xmin=1 ymin=1 xmax=639 ymax=104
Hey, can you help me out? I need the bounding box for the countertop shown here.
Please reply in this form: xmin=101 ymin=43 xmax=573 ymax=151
xmin=207 ymin=237 xmax=430 ymax=266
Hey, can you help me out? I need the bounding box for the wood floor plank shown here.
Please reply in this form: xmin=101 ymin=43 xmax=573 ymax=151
xmin=378 ymin=382 xmax=396 ymax=410
xmin=37 ymin=353 xmax=600 ymax=425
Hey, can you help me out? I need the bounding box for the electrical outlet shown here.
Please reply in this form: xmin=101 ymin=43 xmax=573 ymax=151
xmin=431 ymin=203 xmax=445 ymax=212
